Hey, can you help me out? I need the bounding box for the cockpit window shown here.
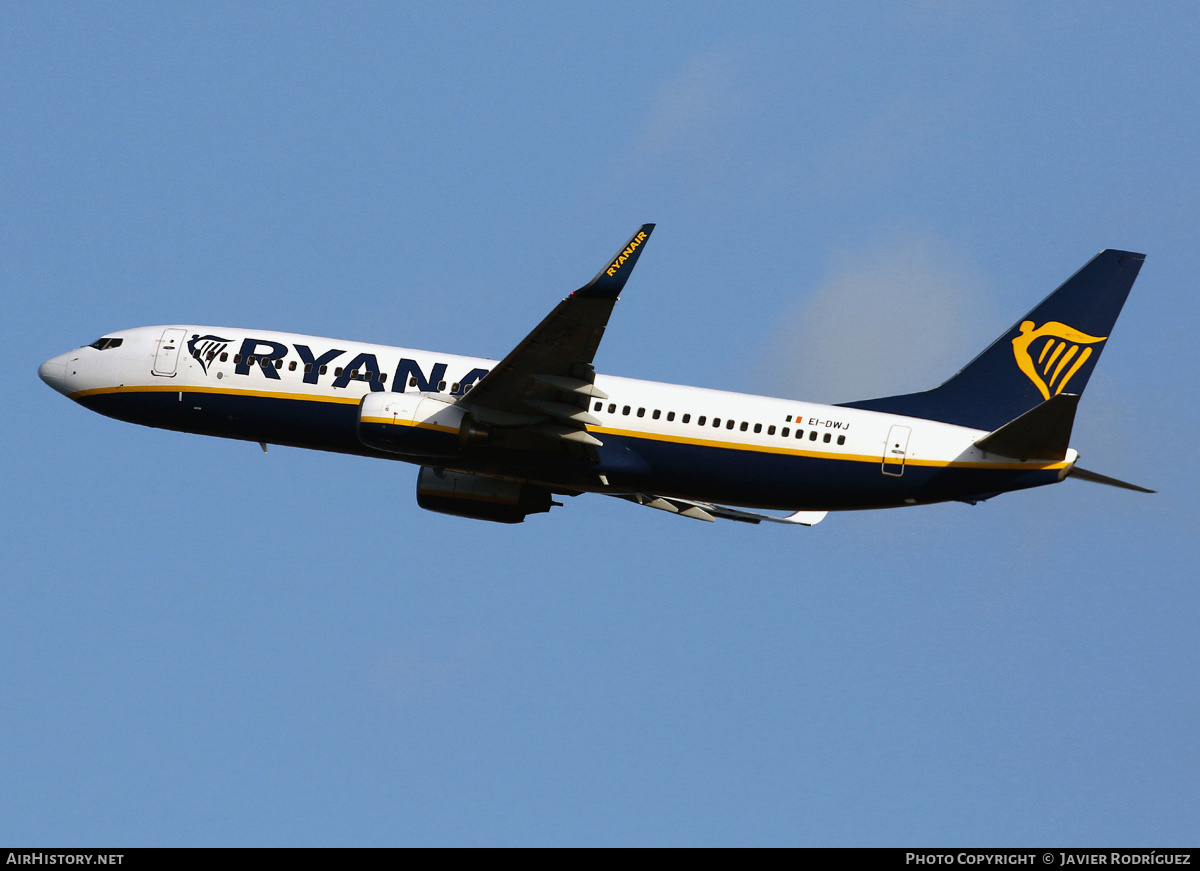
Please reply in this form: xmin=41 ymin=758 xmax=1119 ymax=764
xmin=89 ymin=337 xmax=123 ymax=350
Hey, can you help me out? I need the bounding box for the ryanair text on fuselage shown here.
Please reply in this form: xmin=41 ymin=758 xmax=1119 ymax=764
xmin=225 ymin=336 xmax=490 ymax=396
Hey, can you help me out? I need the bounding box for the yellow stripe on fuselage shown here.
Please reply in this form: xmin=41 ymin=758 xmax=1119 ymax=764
xmin=70 ymin=383 xmax=363 ymax=405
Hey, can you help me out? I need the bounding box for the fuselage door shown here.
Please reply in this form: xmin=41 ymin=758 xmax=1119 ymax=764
xmin=152 ymin=328 xmax=187 ymax=377
xmin=882 ymin=424 xmax=911 ymax=477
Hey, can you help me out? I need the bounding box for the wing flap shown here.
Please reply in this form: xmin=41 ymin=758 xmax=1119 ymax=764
xmin=613 ymin=493 xmax=827 ymax=526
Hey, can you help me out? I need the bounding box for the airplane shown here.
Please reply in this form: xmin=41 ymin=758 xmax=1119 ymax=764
xmin=38 ymin=224 xmax=1152 ymax=525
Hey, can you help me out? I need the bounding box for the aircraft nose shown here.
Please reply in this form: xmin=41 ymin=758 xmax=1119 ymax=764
xmin=38 ymin=353 xmax=71 ymax=395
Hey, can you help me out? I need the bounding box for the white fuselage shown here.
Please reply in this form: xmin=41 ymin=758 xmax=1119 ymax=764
xmin=39 ymin=325 xmax=1077 ymax=513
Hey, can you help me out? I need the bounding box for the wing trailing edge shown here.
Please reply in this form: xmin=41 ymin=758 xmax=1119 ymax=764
xmin=613 ymin=493 xmax=827 ymax=526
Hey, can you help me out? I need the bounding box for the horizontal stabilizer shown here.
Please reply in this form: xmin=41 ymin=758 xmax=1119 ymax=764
xmin=974 ymin=393 xmax=1079 ymax=461
xmin=1067 ymin=466 xmax=1155 ymax=493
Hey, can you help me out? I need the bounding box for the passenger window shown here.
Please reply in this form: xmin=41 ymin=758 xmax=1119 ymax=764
xmin=823 ymin=432 xmax=831 ymax=443
xmin=781 ymin=427 xmax=789 ymax=437
xmin=810 ymin=431 xmax=818 ymax=441
xmin=652 ymin=409 xmax=660 ymax=420
xmin=246 ymin=356 xmax=255 ymax=365
xmin=206 ymin=351 xmax=215 ymax=361
xmin=220 ymin=352 xmax=228 ymax=362
xmin=335 ymin=367 xmax=343 ymax=376
xmin=682 ymin=414 xmax=691 ymax=423
xmin=319 ymin=365 xmax=327 ymax=375
xmin=409 ymin=377 xmax=418 ymax=387
xmin=595 ymin=402 xmax=603 ymax=412
xmin=713 ymin=418 xmax=721 ymax=428
xmin=438 ymin=381 xmax=447 ymax=392
xmin=726 ymin=420 xmax=735 ymax=430
xmin=697 ymin=416 xmax=706 ymax=426
xmin=623 ymin=406 xmax=631 ymax=415
xmin=767 ymin=425 xmax=775 ymax=435
xmin=667 ymin=412 xmax=675 ymax=422
xmin=637 ymin=408 xmax=645 ymax=417
xmin=837 ymin=435 xmax=846 ymax=445
xmin=608 ymin=403 xmax=616 ymax=413
xmin=381 ymin=374 xmax=388 ymax=384
xmin=739 ymin=421 xmax=748 ymax=431
xmin=450 ymin=382 xmax=457 ymax=392
xmin=796 ymin=430 xmax=804 ymax=439
xmin=275 ymin=359 xmax=284 ymax=369
xmin=288 ymin=361 xmax=297 ymax=371
xmin=234 ymin=354 xmax=242 ymax=364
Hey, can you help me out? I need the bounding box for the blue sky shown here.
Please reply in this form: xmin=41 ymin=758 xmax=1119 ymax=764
xmin=4 ymin=2 xmax=1198 ymax=846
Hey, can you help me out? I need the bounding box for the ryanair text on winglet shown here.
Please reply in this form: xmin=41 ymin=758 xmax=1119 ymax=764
xmin=605 ymin=231 xmax=648 ymax=277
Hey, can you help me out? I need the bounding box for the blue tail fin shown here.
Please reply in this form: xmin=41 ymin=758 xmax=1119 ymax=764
xmin=838 ymin=249 xmax=1145 ymax=431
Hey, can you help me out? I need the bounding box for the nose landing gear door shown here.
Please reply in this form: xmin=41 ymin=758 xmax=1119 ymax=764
xmin=882 ymin=425 xmax=911 ymax=477
xmin=152 ymin=328 xmax=187 ymax=377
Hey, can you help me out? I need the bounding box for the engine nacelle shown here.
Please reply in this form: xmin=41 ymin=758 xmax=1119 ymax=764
xmin=416 ymin=466 xmax=553 ymax=524
xmin=358 ymin=392 xmax=468 ymax=457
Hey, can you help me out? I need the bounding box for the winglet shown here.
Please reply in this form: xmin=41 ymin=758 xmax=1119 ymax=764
xmin=572 ymin=224 xmax=655 ymax=299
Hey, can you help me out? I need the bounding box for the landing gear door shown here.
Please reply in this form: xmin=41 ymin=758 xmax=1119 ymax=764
xmin=152 ymin=328 xmax=187 ymax=377
xmin=882 ymin=425 xmax=911 ymax=477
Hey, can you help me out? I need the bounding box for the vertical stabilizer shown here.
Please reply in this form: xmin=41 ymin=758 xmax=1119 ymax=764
xmin=839 ymin=250 xmax=1145 ymax=431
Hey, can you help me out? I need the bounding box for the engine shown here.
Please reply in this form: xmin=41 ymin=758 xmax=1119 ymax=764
xmin=416 ymin=466 xmax=554 ymax=524
xmin=358 ymin=392 xmax=475 ymax=457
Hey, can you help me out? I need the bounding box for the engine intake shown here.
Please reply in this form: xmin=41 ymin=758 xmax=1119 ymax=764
xmin=358 ymin=392 xmax=467 ymax=457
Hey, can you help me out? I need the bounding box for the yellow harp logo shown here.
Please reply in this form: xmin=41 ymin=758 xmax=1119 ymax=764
xmin=1011 ymin=320 xmax=1107 ymax=400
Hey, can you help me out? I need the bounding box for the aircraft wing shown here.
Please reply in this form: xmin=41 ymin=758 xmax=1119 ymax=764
xmin=458 ymin=224 xmax=654 ymax=448
xmin=612 ymin=493 xmax=827 ymax=526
